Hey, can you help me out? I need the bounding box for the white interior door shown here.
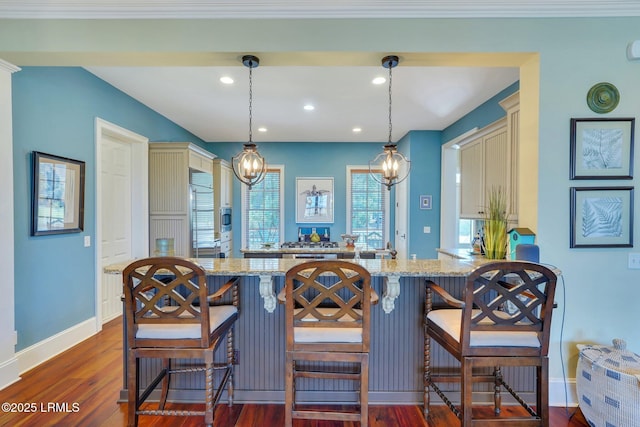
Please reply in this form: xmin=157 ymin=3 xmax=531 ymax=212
xmin=96 ymin=119 xmax=148 ymax=326
xmin=100 ymin=135 xmax=132 ymax=323
xmin=394 ymin=163 xmax=409 ymax=259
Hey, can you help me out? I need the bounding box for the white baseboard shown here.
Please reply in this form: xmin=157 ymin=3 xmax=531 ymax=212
xmin=0 ymin=356 xmax=20 ymax=390
xmin=549 ymin=377 xmax=577 ymax=407
xmin=16 ymin=317 xmax=97 ymax=375
xmin=101 ymin=309 xmax=121 ymax=324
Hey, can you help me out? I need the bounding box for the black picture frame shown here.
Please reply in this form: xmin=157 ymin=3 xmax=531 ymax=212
xmin=570 ymin=117 xmax=635 ymax=180
xmin=570 ymin=186 xmax=633 ymax=248
xmin=31 ymin=151 xmax=86 ymax=236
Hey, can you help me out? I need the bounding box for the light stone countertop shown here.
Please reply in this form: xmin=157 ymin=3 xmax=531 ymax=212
xmin=436 ymin=247 xmax=483 ymax=260
xmin=104 ymin=256 xmax=488 ymax=277
xmin=239 ymin=247 xmax=390 ymax=255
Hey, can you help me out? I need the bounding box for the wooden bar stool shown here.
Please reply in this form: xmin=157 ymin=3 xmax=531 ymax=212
xmin=122 ymin=257 xmax=239 ymax=427
xmin=281 ymin=260 xmax=378 ymax=426
xmin=424 ymin=261 xmax=557 ymax=426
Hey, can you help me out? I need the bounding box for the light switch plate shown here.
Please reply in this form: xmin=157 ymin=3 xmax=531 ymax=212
xmin=628 ymin=253 xmax=640 ymax=269
xmin=423 ymin=226 xmax=431 ymax=234
xmin=84 ymin=235 xmax=91 ymax=247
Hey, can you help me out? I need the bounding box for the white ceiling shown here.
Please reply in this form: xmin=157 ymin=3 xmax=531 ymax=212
xmin=3 ymin=0 xmax=636 ymax=143
xmin=86 ymin=65 xmax=519 ymax=142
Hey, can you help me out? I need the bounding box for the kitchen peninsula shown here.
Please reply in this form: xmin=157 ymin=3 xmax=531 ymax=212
xmin=105 ymin=256 xmax=486 ymax=314
xmin=106 ymin=256 xmax=521 ymax=406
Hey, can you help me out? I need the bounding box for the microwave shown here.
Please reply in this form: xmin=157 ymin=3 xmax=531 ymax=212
xmin=220 ymin=207 xmax=232 ymax=232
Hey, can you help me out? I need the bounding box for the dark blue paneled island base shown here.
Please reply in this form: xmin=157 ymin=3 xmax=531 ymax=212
xmin=109 ymin=258 xmax=537 ymax=405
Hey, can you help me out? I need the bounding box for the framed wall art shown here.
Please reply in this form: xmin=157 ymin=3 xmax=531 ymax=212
xmin=31 ymin=151 xmax=86 ymax=236
xmin=570 ymin=117 xmax=635 ymax=179
xmin=419 ymin=195 xmax=432 ymax=210
xmin=296 ymin=177 xmax=334 ymax=223
xmin=570 ymin=186 xmax=633 ymax=248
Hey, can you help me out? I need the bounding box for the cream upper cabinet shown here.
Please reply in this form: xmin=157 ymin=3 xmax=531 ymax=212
xmin=459 ymin=119 xmax=507 ymax=219
xmin=189 ymin=149 xmax=213 ymax=174
xmin=459 ymin=91 xmax=519 ymax=221
xmin=213 ymin=158 xmax=233 ymax=208
xmin=459 ymin=137 xmax=485 ymax=218
xmin=483 ymin=126 xmax=509 ymax=206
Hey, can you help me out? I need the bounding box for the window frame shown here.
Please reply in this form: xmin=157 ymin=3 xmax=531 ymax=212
xmin=346 ymin=165 xmax=390 ymax=250
xmin=240 ymin=165 xmax=285 ymax=250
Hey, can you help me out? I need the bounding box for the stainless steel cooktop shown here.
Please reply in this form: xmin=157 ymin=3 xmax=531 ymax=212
xmin=280 ymin=241 xmax=339 ymax=249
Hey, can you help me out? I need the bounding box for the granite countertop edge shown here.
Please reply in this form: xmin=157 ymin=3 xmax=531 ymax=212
xmin=104 ymin=257 xmax=485 ymax=277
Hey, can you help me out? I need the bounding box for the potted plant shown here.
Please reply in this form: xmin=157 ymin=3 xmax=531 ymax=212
xmin=483 ymin=186 xmax=508 ymax=259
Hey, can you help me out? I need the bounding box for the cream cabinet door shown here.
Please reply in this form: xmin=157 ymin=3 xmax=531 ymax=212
xmin=459 ymin=138 xmax=485 ymax=218
xmin=459 ymin=120 xmax=509 ymax=220
xmin=483 ymin=127 xmax=509 ymax=201
xmin=214 ymin=159 xmax=233 ymax=208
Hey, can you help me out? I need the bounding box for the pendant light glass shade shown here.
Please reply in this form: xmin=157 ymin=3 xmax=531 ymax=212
xmin=369 ymin=55 xmax=410 ymax=191
xmin=232 ymin=143 xmax=266 ymax=189
xmin=232 ymin=55 xmax=266 ymax=190
xmin=369 ymin=143 xmax=410 ymax=190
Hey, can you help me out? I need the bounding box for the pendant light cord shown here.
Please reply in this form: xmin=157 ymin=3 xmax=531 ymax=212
xmin=248 ymin=65 xmax=253 ymax=144
xmin=388 ymin=63 xmax=393 ymax=144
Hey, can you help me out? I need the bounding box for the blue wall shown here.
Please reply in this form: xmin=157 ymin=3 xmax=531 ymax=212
xmin=405 ymin=131 xmax=442 ymax=259
xmin=442 ymin=81 xmax=520 ymax=143
xmin=12 ymin=67 xmax=205 ymax=350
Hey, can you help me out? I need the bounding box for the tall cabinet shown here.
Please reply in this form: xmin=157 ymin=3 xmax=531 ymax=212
xmin=148 ymin=142 xmax=215 ymax=257
xmin=213 ymin=158 xmax=233 ymax=258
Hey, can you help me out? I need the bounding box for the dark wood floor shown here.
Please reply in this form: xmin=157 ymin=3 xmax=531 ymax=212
xmin=0 ymin=316 xmax=589 ymax=426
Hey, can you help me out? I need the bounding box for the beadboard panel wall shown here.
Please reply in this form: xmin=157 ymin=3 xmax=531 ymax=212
xmin=122 ymin=275 xmax=536 ymax=404
xmin=148 ymin=150 xmax=188 ymax=214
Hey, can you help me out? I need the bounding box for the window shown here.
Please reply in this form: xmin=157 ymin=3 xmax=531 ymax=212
xmin=347 ymin=166 xmax=389 ymax=250
xmin=458 ymin=218 xmax=473 ymax=245
xmin=241 ymin=166 xmax=284 ymax=249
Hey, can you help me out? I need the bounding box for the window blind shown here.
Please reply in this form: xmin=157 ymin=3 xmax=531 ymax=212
xmin=242 ymin=167 xmax=282 ymax=249
xmin=349 ymin=168 xmax=387 ymax=250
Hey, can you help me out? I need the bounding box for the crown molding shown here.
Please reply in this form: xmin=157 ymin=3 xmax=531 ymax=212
xmin=0 ymin=0 xmax=639 ymax=19
xmin=0 ymin=59 xmax=20 ymax=73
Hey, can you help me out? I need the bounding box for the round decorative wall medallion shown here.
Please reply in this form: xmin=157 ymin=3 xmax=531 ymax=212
xmin=586 ymin=82 xmax=620 ymax=113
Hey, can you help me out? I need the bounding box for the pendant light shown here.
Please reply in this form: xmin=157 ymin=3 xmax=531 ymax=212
xmin=232 ymin=55 xmax=267 ymax=190
xmin=369 ymin=55 xmax=411 ymax=191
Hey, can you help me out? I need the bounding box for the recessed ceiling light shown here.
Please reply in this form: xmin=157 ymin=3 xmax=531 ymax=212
xmin=303 ymin=104 xmax=315 ymax=111
xmin=220 ymin=76 xmax=234 ymax=84
xmin=352 ymin=127 xmax=362 ymax=133
xmin=258 ymin=127 xmax=267 ymax=132
xmin=372 ymin=77 xmax=386 ymax=85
